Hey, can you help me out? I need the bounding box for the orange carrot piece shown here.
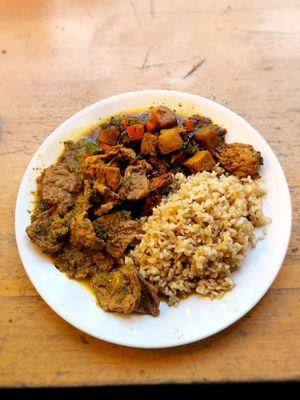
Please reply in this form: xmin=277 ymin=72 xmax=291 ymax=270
xmin=127 ymin=124 xmax=144 ymax=141
xmin=145 ymin=119 xmax=157 ymax=132
xmin=183 ymin=119 xmax=195 ymax=132
xmin=99 ymin=142 xmax=113 ymax=152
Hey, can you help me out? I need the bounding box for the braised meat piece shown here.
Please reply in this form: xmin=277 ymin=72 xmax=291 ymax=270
xmin=52 ymin=246 xmax=98 ymax=279
xmin=140 ymin=174 xmax=173 ymax=216
xmin=90 ymin=265 xmax=141 ymax=314
xmin=140 ymin=192 xmax=162 ymax=216
xmin=136 ymin=159 xmax=153 ymax=174
xmin=81 ymin=180 xmax=95 ymax=213
xmin=93 ymin=181 xmax=119 ymax=216
xmin=156 ymin=161 xmax=169 ymax=175
xmin=136 ymin=275 xmax=160 ymax=316
xmin=90 ymin=265 xmax=159 ymax=316
xmin=82 ymin=155 xmax=121 ymax=192
xmin=216 ymin=143 xmax=261 ymax=178
xmin=70 ymin=213 xmax=105 ymax=250
xmin=26 ymin=209 xmax=69 ymax=253
xmin=41 ymin=163 xmax=82 ymax=215
xmin=59 ymin=139 xmax=89 ymax=172
xmin=150 ymin=106 xmax=177 ymax=129
xmin=92 ymin=251 xmax=115 ymax=272
xmin=150 ymin=173 xmax=173 ymax=192
xmin=93 ymin=211 xmax=142 ymax=258
xmin=119 ymin=165 xmax=150 ymax=201
xmin=99 ymin=145 xmax=137 ymax=165
xmin=141 ymin=132 xmax=158 ymax=156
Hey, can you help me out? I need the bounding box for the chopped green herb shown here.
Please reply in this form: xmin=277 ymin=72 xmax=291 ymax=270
xmin=100 ymin=122 xmax=108 ymax=129
xmin=259 ymin=155 xmax=264 ymax=165
xmin=86 ymin=141 xmax=102 ymax=154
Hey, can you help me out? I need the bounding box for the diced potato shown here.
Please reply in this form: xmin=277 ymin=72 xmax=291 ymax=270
xmin=158 ymin=127 xmax=183 ymax=154
xmin=183 ymin=150 xmax=215 ymax=172
xmin=150 ymin=106 xmax=177 ymax=129
xmin=194 ymin=124 xmax=219 ymax=150
xmin=98 ymin=126 xmax=120 ymax=145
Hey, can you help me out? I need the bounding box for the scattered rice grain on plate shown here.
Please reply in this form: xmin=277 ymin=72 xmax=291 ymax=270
xmin=123 ymin=167 xmax=268 ymax=305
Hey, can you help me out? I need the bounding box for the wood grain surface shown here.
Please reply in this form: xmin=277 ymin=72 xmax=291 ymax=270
xmin=0 ymin=0 xmax=299 ymax=387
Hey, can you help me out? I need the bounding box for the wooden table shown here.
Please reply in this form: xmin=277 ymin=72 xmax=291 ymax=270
xmin=0 ymin=0 xmax=299 ymax=387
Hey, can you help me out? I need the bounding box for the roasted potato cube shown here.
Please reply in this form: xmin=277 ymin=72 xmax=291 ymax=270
xmin=158 ymin=127 xmax=183 ymax=154
xmin=194 ymin=124 xmax=219 ymax=150
xmin=98 ymin=126 xmax=120 ymax=145
xmin=150 ymin=106 xmax=177 ymax=129
xmin=183 ymin=150 xmax=215 ymax=172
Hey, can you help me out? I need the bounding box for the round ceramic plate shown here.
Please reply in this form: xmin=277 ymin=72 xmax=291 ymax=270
xmin=15 ymin=90 xmax=291 ymax=348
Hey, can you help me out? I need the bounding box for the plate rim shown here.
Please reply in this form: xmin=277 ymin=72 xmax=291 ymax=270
xmin=15 ymin=89 xmax=292 ymax=348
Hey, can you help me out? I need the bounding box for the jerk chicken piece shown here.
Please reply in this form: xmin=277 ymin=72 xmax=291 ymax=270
xmin=41 ymin=163 xmax=82 ymax=215
xmin=119 ymin=165 xmax=150 ymax=201
xmin=90 ymin=265 xmax=159 ymax=316
xmin=216 ymin=143 xmax=262 ymax=178
xmin=26 ymin=209 xmax=69 ymax=253
xmin=93 ymin=211 xmax=142 ymax=258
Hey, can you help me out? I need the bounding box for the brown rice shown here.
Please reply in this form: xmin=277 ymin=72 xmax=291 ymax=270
xmin=124 ymin=167 xmax=267 ymax=305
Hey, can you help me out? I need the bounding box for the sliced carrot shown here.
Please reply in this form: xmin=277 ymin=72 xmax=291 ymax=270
xmin=99 ymin=142 xmax=113 ymax=153
xmin=127 ymin=124 xmax=144 ymax=141
xmin=145 ymin=119 xmax=157 ymax=132
xmin=183 ymin=119 xmax=195 ymax=132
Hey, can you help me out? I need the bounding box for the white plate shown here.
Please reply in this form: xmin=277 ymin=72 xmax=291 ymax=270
xmin=15 ymin=90 xmax=291 ymax=348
